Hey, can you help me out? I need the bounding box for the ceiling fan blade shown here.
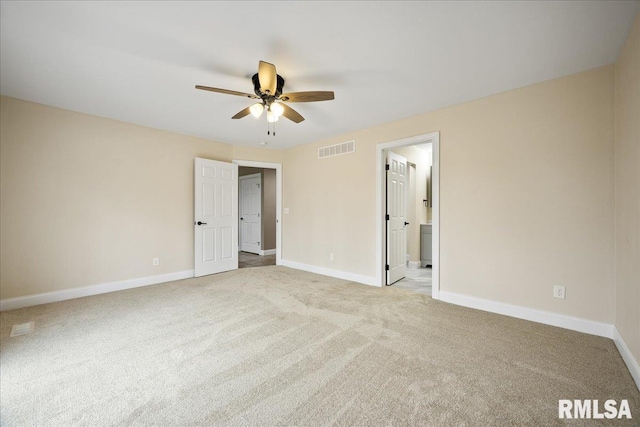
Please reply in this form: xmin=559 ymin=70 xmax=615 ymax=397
xmin=279 ymin=91 xmax=335 ymax=102
xmin=232 ymin=106 xmax=252 ymax=119
xmin=258 ymin=61 xmax=277 ymax=95
xmin=195 ymin=85 xmax=259 ymax=99
xmin=281 ymin=103 xmax=305 ymax=123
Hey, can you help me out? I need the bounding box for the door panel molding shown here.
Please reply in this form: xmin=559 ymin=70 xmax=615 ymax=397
xmin=239 ymin=173 xmax=262 ymax=254
xmin=386 ymin=151 xmax=408 ymax=285
xmin=194 ymin=158 xmax=238 ymax=277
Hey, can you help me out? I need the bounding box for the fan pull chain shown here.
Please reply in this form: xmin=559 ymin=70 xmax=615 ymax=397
xmin=266 ymin=121 xmax=276 ymax=136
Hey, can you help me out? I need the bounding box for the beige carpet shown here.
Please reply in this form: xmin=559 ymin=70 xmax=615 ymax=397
xmin=1 ymin=266 xmax=638 ymax=426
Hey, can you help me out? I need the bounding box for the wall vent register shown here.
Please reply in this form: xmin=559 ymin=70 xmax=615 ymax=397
xmin=318 ymin=140 xmax=356 ymax=159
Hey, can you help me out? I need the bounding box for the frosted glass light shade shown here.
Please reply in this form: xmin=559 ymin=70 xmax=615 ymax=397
xmin=266 ymin=110 xmax=279 ymax=123
xmin=270 ymin=102 xmax=284 ymax=117
xmin=250 ymin=103 xmax=264 ymax=118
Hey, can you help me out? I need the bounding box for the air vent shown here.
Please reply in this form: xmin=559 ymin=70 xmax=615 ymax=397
xmin=10 ymin=322 xmax=34 ymax=337
xmin=318 ymin=140 xmax=356 ymax=159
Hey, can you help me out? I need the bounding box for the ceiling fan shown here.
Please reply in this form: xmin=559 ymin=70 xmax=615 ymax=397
xmin=196 ymin=61 xmax=335 ymax=135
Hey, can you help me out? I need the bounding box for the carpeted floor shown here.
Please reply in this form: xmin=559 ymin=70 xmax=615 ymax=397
xmin=1 ymin=266 xmax=638 ymax=425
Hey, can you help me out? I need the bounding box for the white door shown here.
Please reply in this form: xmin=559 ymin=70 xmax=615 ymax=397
xmin=386 ymin=151 xmax=408 ymax=284
xmin=194 ymin=158 xmax=238 ymax=277
xmin=239 ymin=173 xmax=262 ymax=254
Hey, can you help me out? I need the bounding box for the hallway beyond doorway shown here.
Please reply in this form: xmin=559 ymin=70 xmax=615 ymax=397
xmin=239 ymin=252 xmax=276 ymax=269
xmin=390 ymin=267 xmax=432 ymax=296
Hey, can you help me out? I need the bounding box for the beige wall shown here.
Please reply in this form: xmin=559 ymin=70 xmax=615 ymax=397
xmin=0 ymin=63 xmax=622 ymax=329
xmin=233 ymin=145 xmax=283 ymax=164
xmin=283 ymin=65 xmax=615 ymax=323
xmin=407 ymin=163 xmax=418 ymax=261
xmin=0 ymin=96 xmax=236 ymax=299
xmin=238 ymin=167 xmax=277 ymax=251
xmin=614 ymin=14 xmax=640 ymax=366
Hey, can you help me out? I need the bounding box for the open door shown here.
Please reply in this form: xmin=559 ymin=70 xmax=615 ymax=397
xmin=239 ymin=173 xmax=262 ymax=254
xmin=194 ymin=158 xmax=238 ymax=277
xmin=386 ymin=151 xmax=408 ymax=285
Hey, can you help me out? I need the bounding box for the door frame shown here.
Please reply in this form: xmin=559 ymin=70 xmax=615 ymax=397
xmin=232 ymin=160 xmax=282 ymax=265
xmin=376 ymin=132 xmax=440 ymax=298
xmin=239 ymin=172 xmax=262 ymax=254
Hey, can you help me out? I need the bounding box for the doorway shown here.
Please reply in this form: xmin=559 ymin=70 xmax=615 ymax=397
xmin=385 ymin=144 xmax=433 ymax=295
xmin=376 ymin=132 xmax=440 ymax=299
xmin=239 ymin=173 xmax=262 ymax=254
xmin=233 ymin=160 xmax=282 ymax=269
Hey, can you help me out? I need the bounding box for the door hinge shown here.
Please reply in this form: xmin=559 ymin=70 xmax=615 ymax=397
xmin=385 ymin=264 xmax=390 ymax=271
xmin=385 ymin=164 xmax=390 ymax=171
xmin=385 ymin=214 xmax=389 ymax=220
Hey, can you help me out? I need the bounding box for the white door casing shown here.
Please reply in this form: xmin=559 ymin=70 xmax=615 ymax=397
xmin=194 ymin=158 xmax=238 ymax=277
xmin=386 ymin=151 xmax=408 ymax=285
xmin=239 ymin=173 xmax=262 ymax=254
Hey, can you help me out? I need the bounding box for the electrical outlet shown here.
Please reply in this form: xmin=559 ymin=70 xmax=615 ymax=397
xmin=329 ymin=253 xmax=334 ymax=261
xmin=284 ymin=208 xmax=290 ymax=214
xmin=553 ymin=285 xmax=565 ymax=299
xmin=153 ymin=257 xmax=160 ymax=266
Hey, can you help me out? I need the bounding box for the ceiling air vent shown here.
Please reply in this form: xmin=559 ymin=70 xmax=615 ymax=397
xmin=318 ymin=140 xmax=356 ymax=159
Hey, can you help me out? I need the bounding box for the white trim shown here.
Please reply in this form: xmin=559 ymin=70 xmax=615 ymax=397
xmin=260 ymin=249 xmax=277 ymax=256
xmin=376 ymin=132 xmax=440 ymax=298
xmin=280 ymin=259 xmax=378 ymax=287
xmin=0 ymin=270 xmax=194 ymax=312
xmin=439 ymin=290 xmax=614 ymax=338
xmin=614 ymin=327 xmax=640 ymax=391
xmin=232 ymin=160 xmax=282 ymax=266
xmin=407 ymin=261 xmax=421 ymax=269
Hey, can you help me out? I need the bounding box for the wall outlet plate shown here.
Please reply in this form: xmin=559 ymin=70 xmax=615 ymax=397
xmin=553 ymin=285 xmax=566 ymax=299
xmin=153 ymin=257 xmax=160 ymax=266
xmin=329 ymin=253 xmax=334 ymax=261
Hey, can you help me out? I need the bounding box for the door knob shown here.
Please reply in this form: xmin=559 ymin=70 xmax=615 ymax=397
xmin=197 ymin=221 xmax=207 ymax=226
xmin=404 ymin=222 xmax=410 ymax=226
xmin=240 ymin=217 xmax=244 ymax=220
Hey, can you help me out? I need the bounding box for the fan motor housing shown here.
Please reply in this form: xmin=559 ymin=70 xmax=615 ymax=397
xmin=252 ymin=73 xmax=285 ymax=98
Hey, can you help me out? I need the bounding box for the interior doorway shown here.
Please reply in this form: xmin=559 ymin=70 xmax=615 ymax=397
xmin=239 ymin=173 xmax=262 ymax=254
xmin=234 ymin=160 xmax=281 ymax=269
xmin=385 ymin=144 xmax=433 ymax=295
xmin=376 ymin=132 xmax=440 ymax=299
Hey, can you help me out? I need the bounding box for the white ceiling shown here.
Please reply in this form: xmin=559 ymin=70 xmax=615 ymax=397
xmin=1 ymin=1 xmax=638 ymax=149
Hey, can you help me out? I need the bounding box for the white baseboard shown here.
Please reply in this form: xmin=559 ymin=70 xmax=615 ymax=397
xmin=407 ymin=261 xmax=421 ymax=269
xmin=260 ymin=249 xmax=277 ymax=256
xmin=0 ymin=270 xmax=195 ymax=312
xmin=614 ymin=327 xmax=640 ymax=391
xmin=438 ymin=291 xmax=614 ymax=339
xmin=280 ymin=259 xmax=379 ymax=287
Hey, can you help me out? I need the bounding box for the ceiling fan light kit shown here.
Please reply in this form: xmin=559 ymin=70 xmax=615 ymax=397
xmin=196 ymin=60 xmax=335 ymax=136
xmin=249 ymin=103 xmax=264 ymax=118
